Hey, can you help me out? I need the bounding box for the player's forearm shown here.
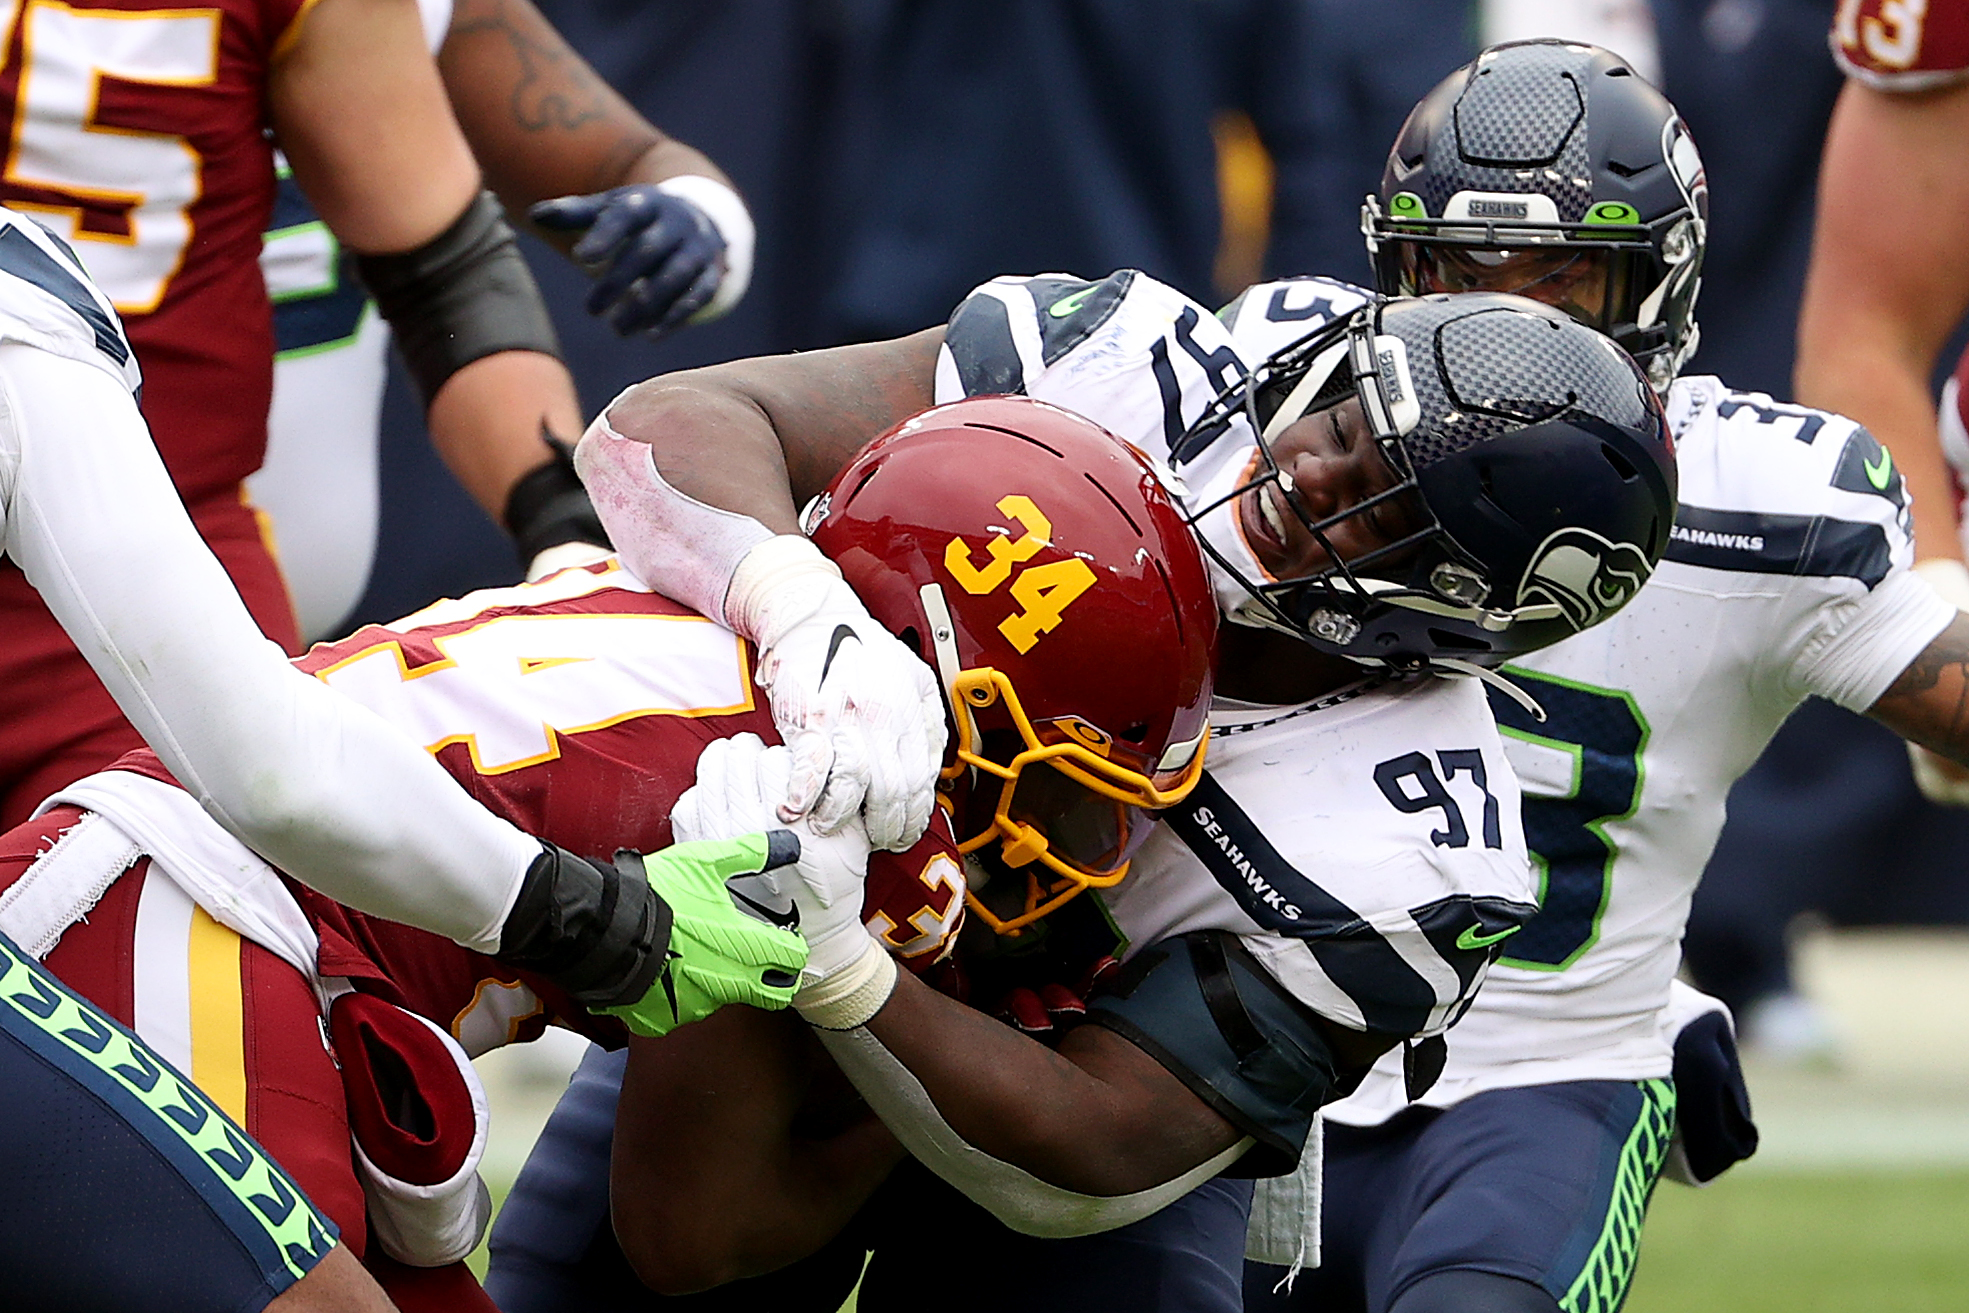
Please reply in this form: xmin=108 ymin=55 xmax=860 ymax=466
xmin=1870 ymin=612 xmax=1969 ymax=765
xmin=426 ymin=350 xmax=585 ymax=518
xmin=851 ymin=969 xmax=1239 ymax=1195
xmin=3 ymin=349 xmax=539 ymax=949
xmin=442 ymin=0 xmax=730 ymax=216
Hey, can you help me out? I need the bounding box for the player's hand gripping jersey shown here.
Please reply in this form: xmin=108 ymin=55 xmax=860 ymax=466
xmin=933 ymin=269 xmax=1538 ymax=1048
xmin=0 ymin=559 xmax=963 ymax=1291
xmin=1222 ymin=277 xmax=1953 ymax=1118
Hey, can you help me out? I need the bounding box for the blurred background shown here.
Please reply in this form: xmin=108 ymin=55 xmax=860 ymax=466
xmin=291 ymin=0 xmax=1969 ymax=1305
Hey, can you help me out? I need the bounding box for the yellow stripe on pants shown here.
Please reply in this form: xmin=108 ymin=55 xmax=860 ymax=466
xmin=186 ymin=906 xmax=247 ymax=1124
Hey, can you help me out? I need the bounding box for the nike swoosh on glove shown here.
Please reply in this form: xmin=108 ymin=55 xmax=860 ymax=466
xmin=531 ymin=185 xmax=726 ymax=339
xmin=725 ymin=537 xmax=947 ymax=851
xmin=673 ymin=733 xmax=880 ymax=985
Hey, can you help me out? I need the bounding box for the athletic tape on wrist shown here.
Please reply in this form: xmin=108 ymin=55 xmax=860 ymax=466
xmin=653 ymin=175 xmax=754 ymax=322
xmin=573 ymin=413 xmax=774 ymax=619
xmin=795 ymin=936 xmax=897 ymax=1030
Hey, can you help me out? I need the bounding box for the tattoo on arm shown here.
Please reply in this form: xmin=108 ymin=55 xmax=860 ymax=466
xmin=450 ymin=0 xmax=607 ymax=134
xmin=1874 ymin=613 xmax=1969 ymax=763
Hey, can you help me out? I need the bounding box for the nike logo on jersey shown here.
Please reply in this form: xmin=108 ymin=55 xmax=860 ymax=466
xmin=1864 ymin=447 xmax=1894 ymax=491
xmin=1048 ymin=286 xmax=1096 ymax=319
xmin=1455 ymin=924 xmax=1521 ymax=951
xmin=820 ymin=624 xmax=859 ymax=685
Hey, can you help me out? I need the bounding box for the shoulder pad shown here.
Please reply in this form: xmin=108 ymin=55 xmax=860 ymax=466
xmin=944 ymin=271 xmax=1135 ymax=397
xmin=1221 ymin=277 xmax=1372 ymax=363
xmin=1667 ymin=382 xmax=1911 ymax=587
xmin=0 ymin=210 xmax=137 ymax=390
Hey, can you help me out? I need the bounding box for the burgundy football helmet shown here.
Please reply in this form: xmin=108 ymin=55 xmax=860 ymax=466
xmin=806 ymin=396 xmax=1218 ymax=934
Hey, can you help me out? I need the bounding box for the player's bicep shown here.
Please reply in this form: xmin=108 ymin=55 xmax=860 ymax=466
xmin=607 ymin=329 xmax=944 ymax=511
xmin=269 ymin=0 xmax=481 ymax=254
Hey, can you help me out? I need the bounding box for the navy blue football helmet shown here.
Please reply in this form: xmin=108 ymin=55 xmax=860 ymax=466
xmin=1180 ymin=291 xmax=1676 ymax=670
xmin=1363 ymin=40 xmax=1708 ymax=392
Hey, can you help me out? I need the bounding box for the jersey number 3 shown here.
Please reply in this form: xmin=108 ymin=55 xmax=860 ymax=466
xmin=1486 ymin=671 xmax=1648 ymax=971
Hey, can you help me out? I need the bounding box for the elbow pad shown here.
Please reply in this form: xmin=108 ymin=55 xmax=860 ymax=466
xmin=816 ymin=1025 xmax=1250 ymax=1237
xmin=356 ymin=191 xmax=562 ymax=407
xmin=1084 ymin=932 xmax=1341 ymax=1177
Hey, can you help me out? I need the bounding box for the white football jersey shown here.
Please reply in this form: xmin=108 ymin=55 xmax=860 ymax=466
xmin=935 ymin=270 xmax=1537 ymax=1035
xmin=0 ymin=207 xmax=138 ymax=394
xmin=1219 ymin=278 xmax=1956 ymax=1121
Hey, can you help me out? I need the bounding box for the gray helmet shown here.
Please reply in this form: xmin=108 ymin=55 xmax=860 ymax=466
xmin=1363 ymin=40 xmax=1708 ymax=392
xmin=1180 ymin=291 xmax=1676 ymax=670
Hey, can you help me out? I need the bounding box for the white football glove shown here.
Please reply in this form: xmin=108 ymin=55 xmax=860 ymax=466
xmin=672 ymin=733 xmax=880 ymax=986
xmin=725 ymin=536 xmax=947 ymax=852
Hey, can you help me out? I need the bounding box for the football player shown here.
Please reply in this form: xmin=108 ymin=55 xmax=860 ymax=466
xmin=1233 ymin=40 xmax=1969 ymax=1313
xmin=486 ymin=285 xmax=1675 ymax=1313
xmin=256 ymin=0 xmax=757 ymax=636
xmin=0 ymin=394 xmax=1209 ymax=1313
xmin=0 ymin=201 xmax=798 ymax=1311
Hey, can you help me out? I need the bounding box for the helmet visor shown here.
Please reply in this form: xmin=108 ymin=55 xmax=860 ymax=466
xmin=1004 ymin=758 xmax=1158 ymax=878
xmin=1394 ymin=244 xmax=1625 ymax=333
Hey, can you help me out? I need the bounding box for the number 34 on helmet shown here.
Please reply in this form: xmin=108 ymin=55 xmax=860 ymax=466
xmin=805 ymin=396 xmax=1219 ymax=935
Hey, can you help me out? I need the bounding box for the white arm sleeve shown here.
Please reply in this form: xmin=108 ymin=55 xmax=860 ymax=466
xmin=816 ymin=1025 xmax=1251 ymax=1237
xmin=0 ymin=344 xmax=536 ymax=950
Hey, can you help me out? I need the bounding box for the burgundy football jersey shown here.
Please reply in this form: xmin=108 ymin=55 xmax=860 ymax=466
xmin=113 ymin=561 xmax=966 ymax=1052
xmin=0 ymin=0 xmax=311 ymax=501
xmin=1834 ymin=0 xmax=1969 ymax=89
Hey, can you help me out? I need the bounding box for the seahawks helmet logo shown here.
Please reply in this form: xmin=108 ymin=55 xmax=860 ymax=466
xmin=1517 ymin=528 xmax=1652 ymax=630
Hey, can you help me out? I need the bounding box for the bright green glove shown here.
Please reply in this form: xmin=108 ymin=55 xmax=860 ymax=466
xmin=597 ymin=831 xmax=809 ymax=1037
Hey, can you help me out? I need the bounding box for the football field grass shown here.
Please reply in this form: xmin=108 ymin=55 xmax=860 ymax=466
xmin=1630 ymin=1170 xmax=1969 ymax=1312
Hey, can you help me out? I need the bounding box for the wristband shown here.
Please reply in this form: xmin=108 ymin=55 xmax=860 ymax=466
xmin=653 ymin=175 xmax=754 ymax=322
xmin=505 ymin=434 xmax=610 ymax=568
xmin=795 ymin=936 xmax=897 ymax=1030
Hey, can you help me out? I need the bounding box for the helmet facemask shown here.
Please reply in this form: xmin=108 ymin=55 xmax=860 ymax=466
xmin=1365 ymin=198 xmax=1701 ymax=395
xmin=922 ymin=599 xmax=1208 ymax=936
xmin=1178 ymin=304 xmax=1561 ymax=670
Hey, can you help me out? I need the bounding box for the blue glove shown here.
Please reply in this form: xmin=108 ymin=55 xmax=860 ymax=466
xmin=531 ymin=185 xmax=726 ymax=339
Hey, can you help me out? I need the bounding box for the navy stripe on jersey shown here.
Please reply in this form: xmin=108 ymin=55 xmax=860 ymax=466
xmin=1165 ymin=771 xmax=1440 ymax=1035
xmin=1023 ymin=271 xmax=1131 ymax=366
xmin=0 ymin=226 xmax=128 ymax=366
xmin=945 ymin=290 xmax=1025 ymax=396
xmin=1666 ymin=505 xmax=1893 ymax=587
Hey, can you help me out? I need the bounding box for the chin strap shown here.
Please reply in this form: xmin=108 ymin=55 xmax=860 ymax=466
xmin=1431 ymin=658 xmax=1546 ymax=723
